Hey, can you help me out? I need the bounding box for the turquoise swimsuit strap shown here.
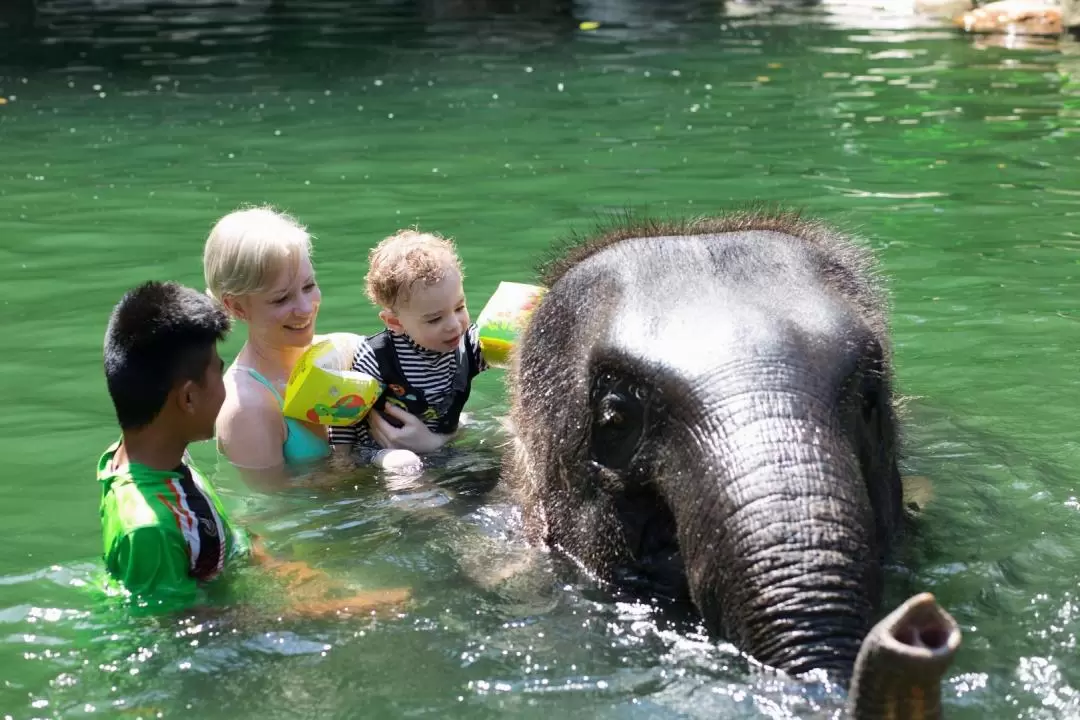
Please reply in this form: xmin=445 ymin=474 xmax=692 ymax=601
xmin=238 ymin=366 xmax=284 ymax=406
xmin=234 ymin=364 xmax=329 ymax=465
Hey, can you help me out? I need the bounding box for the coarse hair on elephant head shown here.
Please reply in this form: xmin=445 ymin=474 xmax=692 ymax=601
xmin=502 ymin=207 xmax=905 ymax=679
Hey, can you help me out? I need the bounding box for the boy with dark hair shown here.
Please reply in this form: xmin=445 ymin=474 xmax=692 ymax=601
xmin=99 ymin=280 xmax=408 ymax=615
xmin=100 ymin=280 xmax=239 ymax=608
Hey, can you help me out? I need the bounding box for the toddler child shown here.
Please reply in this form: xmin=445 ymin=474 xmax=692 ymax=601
xmin=329 ymin=229 xmax=489 ymax=471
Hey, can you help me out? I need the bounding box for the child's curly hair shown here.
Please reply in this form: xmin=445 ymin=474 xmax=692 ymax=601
xmin=365 ymin=228 xmax=463 ymax=309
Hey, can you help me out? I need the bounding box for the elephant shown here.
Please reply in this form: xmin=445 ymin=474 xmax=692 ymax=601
xmin=501 ymin=209 xmax=909 ymax=679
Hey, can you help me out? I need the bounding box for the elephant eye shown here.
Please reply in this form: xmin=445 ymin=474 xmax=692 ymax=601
xmin=860 ymin=342 xmax=885 ymax=423
xmin=589 ymin=373 xmax=647 ymax=471
xmin=861 ymin=386 xmax=880 ymax=428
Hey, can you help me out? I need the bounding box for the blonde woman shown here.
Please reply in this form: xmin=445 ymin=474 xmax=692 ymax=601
xmin=203 ymin=206 xmax=337 ymax=486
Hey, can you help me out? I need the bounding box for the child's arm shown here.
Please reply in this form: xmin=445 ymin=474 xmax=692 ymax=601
xmin=327 ymin=337 xmax=382 ymax=451
xmin=329 ymin=337 xmax=448 ymax=458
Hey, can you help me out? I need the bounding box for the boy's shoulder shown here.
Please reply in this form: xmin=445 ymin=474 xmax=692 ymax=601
xmin=97 ymin=444 xmax=206 ymax=538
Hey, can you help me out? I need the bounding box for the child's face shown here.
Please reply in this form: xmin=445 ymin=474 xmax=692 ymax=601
xmin=183 ymin=345 xmax=227 ymax=442
xmin=382 ymin=267 xmax=470 ymax=353
xmin=230 ymin=254 xmax=321 ymax=349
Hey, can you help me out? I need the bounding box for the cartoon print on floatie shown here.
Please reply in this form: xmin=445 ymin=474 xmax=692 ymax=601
xmin=306 ymin=393 xmax=368 ymax=424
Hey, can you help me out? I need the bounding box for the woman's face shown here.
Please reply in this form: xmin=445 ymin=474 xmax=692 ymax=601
xmin=231 ymin=253 xmax=322 ymax=350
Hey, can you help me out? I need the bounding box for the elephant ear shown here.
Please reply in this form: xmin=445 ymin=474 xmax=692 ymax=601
xmin=901 ymin=474 xmax=935 ymax=519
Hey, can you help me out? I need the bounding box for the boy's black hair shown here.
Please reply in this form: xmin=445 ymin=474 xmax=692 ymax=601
xmin=104 ymin=281 xmax=230 ymax=430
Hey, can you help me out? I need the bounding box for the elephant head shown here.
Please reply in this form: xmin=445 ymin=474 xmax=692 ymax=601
xmin=503 ymin=210 xmax=906 ymax=678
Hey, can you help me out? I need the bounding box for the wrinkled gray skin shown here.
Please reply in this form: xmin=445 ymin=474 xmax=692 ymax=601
xmin=504 ymin=212 xmax=905 ymax=678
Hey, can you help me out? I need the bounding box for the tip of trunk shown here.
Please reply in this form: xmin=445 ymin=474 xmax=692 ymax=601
xmin=876 ymin=592 xmax=962 ymax=661
xmin=846 ymin=593 xmax=963 ymax=720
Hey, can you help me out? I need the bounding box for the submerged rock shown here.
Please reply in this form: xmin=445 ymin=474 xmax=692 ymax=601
xmin=953 ymin=0 xmax=1078 ymax=36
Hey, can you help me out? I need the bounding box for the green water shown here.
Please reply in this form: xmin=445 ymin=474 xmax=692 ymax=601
xmin=2 ymin=1 xmax=1078 ymax=717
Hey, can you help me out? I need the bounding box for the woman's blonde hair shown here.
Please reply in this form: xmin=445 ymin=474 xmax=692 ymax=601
xmin=203 ymin=205 xmax=312 ymax=308
xmin=365 ymin=228 xmax=463 ymax=309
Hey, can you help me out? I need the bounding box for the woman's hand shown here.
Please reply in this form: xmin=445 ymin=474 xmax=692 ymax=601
xmin=368 ymin=404 xmax=451 ymax=454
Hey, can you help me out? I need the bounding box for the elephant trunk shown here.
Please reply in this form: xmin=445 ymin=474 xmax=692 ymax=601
xmin=846 ymin=592 xmax=962 ymax=720
xmin=673 ymin=383 xmax=881 ymax=677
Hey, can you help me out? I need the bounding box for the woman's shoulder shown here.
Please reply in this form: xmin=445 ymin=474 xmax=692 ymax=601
xmin=217 ymin=366 xmax=288 ymax=468
xmin=220 ymin=366 xmax=283 ymax=424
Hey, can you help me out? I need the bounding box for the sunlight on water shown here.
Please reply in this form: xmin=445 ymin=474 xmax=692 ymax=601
xmin=1 ymin=0 xmax=1079 ymax=718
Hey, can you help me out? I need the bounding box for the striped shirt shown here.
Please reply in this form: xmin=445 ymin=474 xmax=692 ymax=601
xmin=328 ymin=324 xmax=487 ymax=449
